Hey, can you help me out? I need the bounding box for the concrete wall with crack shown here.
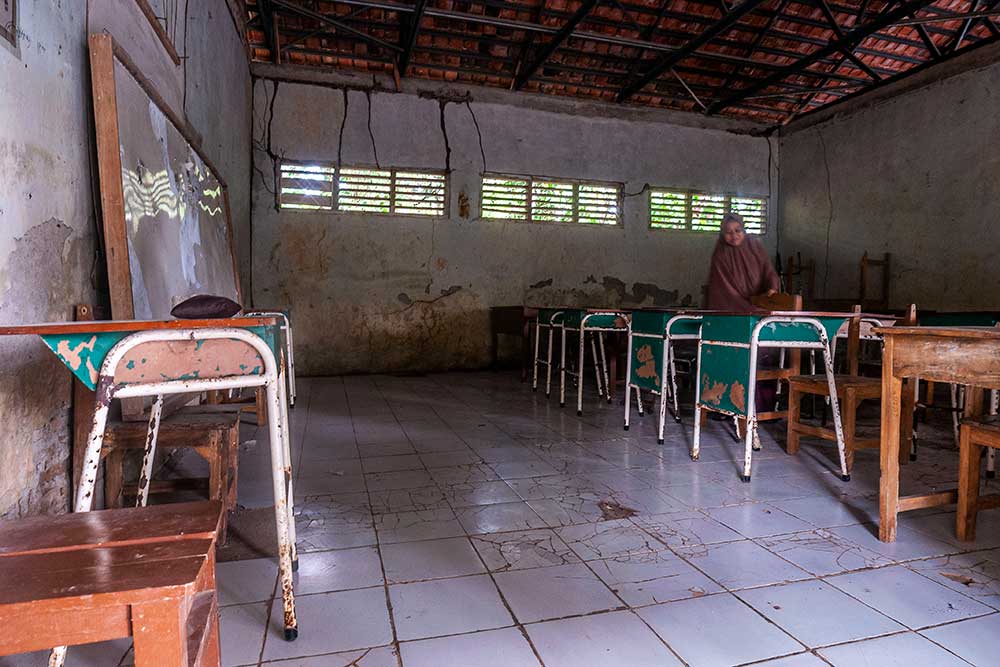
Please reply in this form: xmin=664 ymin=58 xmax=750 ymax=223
xmin=251 ymin=78 xmax=777 ymax=374
xmin=0 ymin=0 xmax=250 ymax=518
xmin=778 ymin=57 xmax=1000 ymax=310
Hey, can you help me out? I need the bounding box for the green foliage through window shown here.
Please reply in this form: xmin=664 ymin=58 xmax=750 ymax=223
xmin=650 ymin=188 xmax=767 ymax=234
xmin=481 ymin=173 xmax=621 ymax=225
xmin=279 ymin=161 xmax=446 ymax=216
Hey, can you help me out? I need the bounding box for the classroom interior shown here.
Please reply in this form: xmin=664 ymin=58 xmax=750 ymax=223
xmin=3 ymin=1 xmax=1000 ymax=666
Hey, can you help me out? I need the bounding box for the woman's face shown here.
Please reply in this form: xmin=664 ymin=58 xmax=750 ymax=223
xmin=722 ymin=221 xmax=745 ymax=247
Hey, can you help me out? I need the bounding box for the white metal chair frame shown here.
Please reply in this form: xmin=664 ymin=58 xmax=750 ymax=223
xmin=624 ymin=315 xmax=703 ymax=444
xmin=51 ymin=327 xmax=299 ymax=666
xmin=532 ymin=310 xmax=564 ymax=398
xmin=562 ymin=312 xmax=627 ymax=416
xmin=246 ymin=310 xmax=297 ymax=407
xmin=692 ymin=316 xmax=851 ymax=483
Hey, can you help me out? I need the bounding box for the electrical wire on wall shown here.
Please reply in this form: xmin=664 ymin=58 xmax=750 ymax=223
xmin=465 ymin=101 xmax=486 ymax=174
xmin=250 ymin=79 xmax=282 ymax=207
xmin=338 ymin=89 xmax=349 ymax=175
xmin=817 ymin=127 xmax=835 ymax=298
xmin=438 ymin=101 xmax=452 ymax=173
xmin=365 ymin=90 xmax=381 ymax=168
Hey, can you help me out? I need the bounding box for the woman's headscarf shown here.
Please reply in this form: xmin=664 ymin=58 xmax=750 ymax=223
xmin=705 ymin=213 xmax=780 ymax=311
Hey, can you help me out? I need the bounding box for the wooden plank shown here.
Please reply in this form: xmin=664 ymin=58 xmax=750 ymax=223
xmin=0 ymin=316 xmax=279 ymax=336
xmin=891 ymin=337 xmax=1000 ymax=388
xmin=898 ymin=490 xmax=957 ymax=512
xmin=0 ymin=501 xmax=221 ymax=557
xmin=789 ymin=422 xmax=838 ymax=441
xmin=89 ymin=34 xmax=134 ymax=320
xmin=0 ymin=555 xmax=205 ymax=606
xmin=134 ymin=0 xmax=182 ymax=65
xmin=879 ymin=326 xmax=1000 ymax=339
xmin=0 ymin=604 xmax=130 ymax=655
xmin=879 ymin=334 xmax=901 ymax=542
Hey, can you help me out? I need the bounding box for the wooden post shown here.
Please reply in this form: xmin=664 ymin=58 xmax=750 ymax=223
xmin=879 ymin=334 xmax=902 ymax=542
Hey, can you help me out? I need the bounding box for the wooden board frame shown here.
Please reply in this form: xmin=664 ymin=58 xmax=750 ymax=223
xmin=134 ymin=0 xmax=182 ymax=66
xmin=88 ymin=33 xmax=243 ymax=317
xmin=89 ymin=34 xmax=242 ymax=419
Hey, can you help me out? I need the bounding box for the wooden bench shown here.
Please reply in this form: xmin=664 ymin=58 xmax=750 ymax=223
xmin=102 ymin=409 xmax=241 ymax=537
xmin=957 ymin=415 xmax=1000 ymax=541
xmin=0 ymin=501 xmax=223 ymax=666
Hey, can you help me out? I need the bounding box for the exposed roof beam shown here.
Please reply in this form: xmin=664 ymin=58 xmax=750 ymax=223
xmin=950 ymin=0 xmax=1000 ymax=51
xmin=615 ymin=0 xmax=771 ymax=103
xmin=706 ymin=0 xmax=940 ymax=115
xmin=269 ymin=0 xmax=402 ymax=53
xmin=912 ymin=21 xmax=942 ymax=57
xmin=617 ymin=0 xmax=684 ymax=89
xmin=280 ymin=5 xmax=372 ymax=51
xmin=513 ymin=0 xmax=601 ymax=90
xmin=714 ymin=0 xmax=792 ymax=93
xmin=257 ymin=0 xmax=279 ymax=62
xmin=397 ymin=0 xmax=428 ymax=76
xmin=816 ymin=0 xmax=882 ymax=80
xmin=895 ymin=9 xmax=1000 ymax=25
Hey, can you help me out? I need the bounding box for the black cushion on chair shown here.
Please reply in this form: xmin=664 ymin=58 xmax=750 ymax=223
xmin=171 ymin=295 xmax=243 ymax=319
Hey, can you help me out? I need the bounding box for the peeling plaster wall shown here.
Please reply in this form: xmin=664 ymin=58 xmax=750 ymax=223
xmin=0 ymin=0 xmax=250 ymax=518
xmin=252 ymin=81 xmax=776 ymax=374
xmin=779 ymin=59 xmax=1000 ymax=310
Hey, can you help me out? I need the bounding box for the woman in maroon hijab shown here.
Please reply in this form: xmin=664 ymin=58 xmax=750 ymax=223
xmin=706 ymin=212 xmax=780 ymax=311
xmin=706 ymin=212 xmax=781 ymax=411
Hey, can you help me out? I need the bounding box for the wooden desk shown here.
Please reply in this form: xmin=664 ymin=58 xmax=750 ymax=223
xmin=877 ymin=326 xmax=1000 ymax=542
xmin=0 ymin=317 xmax=300 ymax=642
xmin=489 ymin=306 xmax=537 ymax=380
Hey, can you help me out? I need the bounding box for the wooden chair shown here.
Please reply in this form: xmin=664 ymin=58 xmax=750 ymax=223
xmin=859 ymin=252 xmax=891 ymax=311
xmin=102 ymin=408 xmax=241 ymax=538
xmin=957 ymin=414 xmax=1000 ymax=541
xmin=0 ymin=501 xmax=223 ymax=666
xmin=786 ymin=305 xmax=916 ymax=471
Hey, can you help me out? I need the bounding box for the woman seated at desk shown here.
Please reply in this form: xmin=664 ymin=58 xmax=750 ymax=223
xmin=706 ymin=212 xmax=781 ymax=412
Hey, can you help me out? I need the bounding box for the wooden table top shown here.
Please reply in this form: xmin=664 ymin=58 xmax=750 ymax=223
xmin=876 ymin=326 xmax=1000 ymax=339
xmin=0 ymin=316 xmax=280 ymax=337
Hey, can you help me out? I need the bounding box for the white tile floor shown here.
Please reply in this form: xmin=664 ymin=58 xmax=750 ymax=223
xmin=4 ymin=371 xmax=1000 ymax=666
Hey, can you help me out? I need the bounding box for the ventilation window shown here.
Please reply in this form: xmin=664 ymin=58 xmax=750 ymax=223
xmin=481 ymin=173 xmax=621 ymax=225
xmin=394 ymin=171 xmax=447 ymax=216
xmin=338 ymin=168 xmax=392 ymax=213
xmin=690 ymin=193 xmax=727 ymax=232
xmin=577 ymin=183 xmax=620 ymax=225
xmin=649 ymin=190 xmax=688 ymax=229
xmin=650 ymin=188 xmax=767 ymax=234
xmin=531 ymin=180 xmax=574 ymax=223
xmin=482 ymin=176 xmax=529 ymax=220
xmin=730 ymin=196 xmax=767 ymax=234
xmin=279 ymin=163 xmax=335 ymax=210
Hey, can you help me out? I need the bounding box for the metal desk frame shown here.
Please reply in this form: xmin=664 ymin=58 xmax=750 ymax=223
xmin=561 ymin=311 xmax=629 ymax=416
xmin=693 ymin=315 xmax=851 ymax=483
xmin=624 ymin=314 xmax=703 ymax=444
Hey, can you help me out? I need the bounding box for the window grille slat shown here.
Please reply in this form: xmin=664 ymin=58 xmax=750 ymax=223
xmin=482 ymin=176 xmax=530 ymax=220
xmin=279 ymin=163 xmax=336 ymax=211
xmin=650 ymin=190 xmax=689 ymax=229
xmin=649 ymin=188 xmax=767 ymax=233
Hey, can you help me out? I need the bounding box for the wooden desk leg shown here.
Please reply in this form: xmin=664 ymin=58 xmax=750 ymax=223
xmin=900 ymin=378 xmax=915 ymax=467
xmin=879 ymin=336 xmax=902 ymax=542
xmin=132 ymin=598 xmax=187 ymax=666
xmin=957 ymin=425 xmax=981 ymax=542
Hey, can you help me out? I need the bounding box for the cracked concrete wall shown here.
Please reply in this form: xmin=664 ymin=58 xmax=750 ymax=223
xmin=778 ymin=59 xmax=1000 ymax=310
xmin=251 ymin=81 xmax=777 ymax=374
xmin=0 ymin=0 xmax=250 ymax=518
